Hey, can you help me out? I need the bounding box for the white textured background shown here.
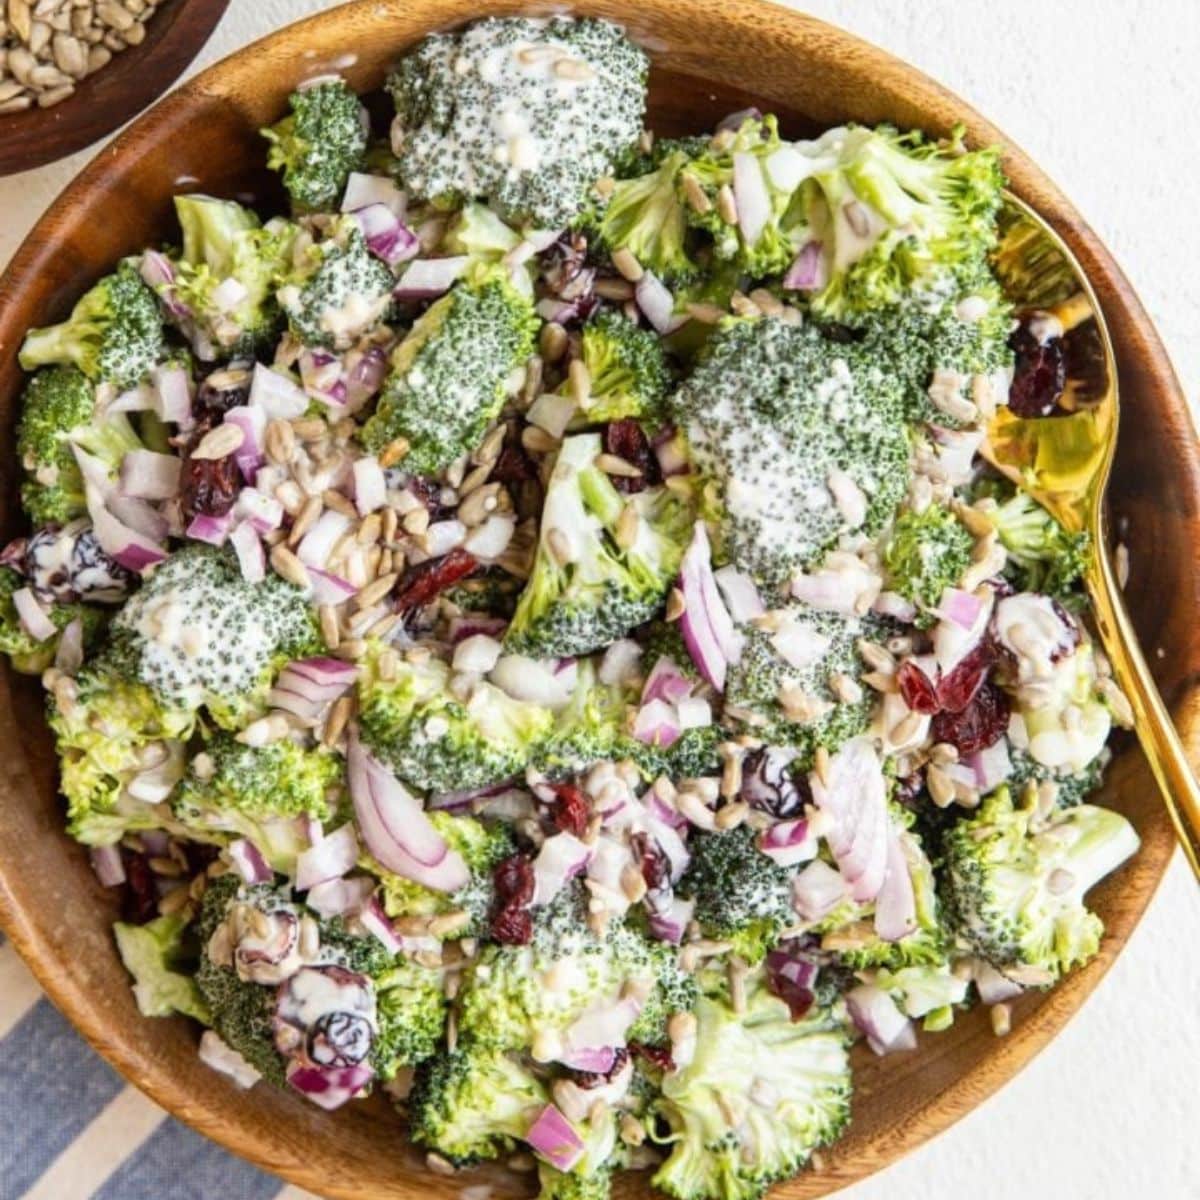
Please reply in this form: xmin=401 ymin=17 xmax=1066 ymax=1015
xmin=1 ymin=2 xmax=1198 ymax=1197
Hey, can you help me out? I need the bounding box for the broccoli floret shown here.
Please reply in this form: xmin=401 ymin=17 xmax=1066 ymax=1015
xmin=1008 ymin=745 xmax=1106 ymax=810
xmin=535 ymin=656 xmax=633 ymax=778
xmin=373 ymin=811 xmax=516 ymax=940
xmin=651 ymin=975 xmax=851 ymax=1200
xmin=866 ymin=961 xmax=969 ymax=1031
xmin=457 ymin=888 xmax=696 ymax=1051
xmin=587 ymin=146 xmax=700 ymax=283
xmin=357 ymin=642 xmax=553 ymax=794
xmin=505 ymin=435 xmax=694 ymax=658
xmin=20 ymin=260 xmax=166 ymax=389
xmin=263 ymin=79 xmax=369 ymax=213
xmin=443 ymin=571 xmax=525 ymax=619
xmin=172 ymin=733 xmax=341 ymax=868
xmin=167 ymin=195 xmax=298 ymax=359
xmin=780 ymin=125 xmax=1005 ymax=324
xmin=629 ymin=725 xmax=723 ymax=783
xmin=279 ymin=215 xmax=394 ymax=351
xmin=538 ymin=1164 xmax=616 ymax=1200
xmin=388 ymin=17 xmax=648 ymax=228
xmin=941 ymin=785 xmax=1139 ymax=980
xmin=882 ymin=505 xmax=973 ymax=626
xmin=988 ymin=490 xmax=1091 ymax=598
xmin=113 ymin=913 xmax=211 ymax=1024
xmin=566 ymin=310 xmax=671 ymax=429
xmin=373 ymin=956 xmax=449 ymax=1078
xmin=409 ymin=1043 xmax=548 ymax=1166
xmin=670 ymin=316 xmax=911 ymax=586
xmin=442 ymin=202 xmax=524 ymax=268
xmin=0 ymin=566 xmax=107 ymax=675
xmin=362 ymin=268 xmax=537 ymax=475
xmin=677 ymin=116 xmax=801 ymax=281
xmin=109 ymin=544 xmax=320 ymax=727
xmin=16 ymin=365 xmax=145 ymax=525
xmin=724 ymin=607 xmax=875 ymax=765
xmin=680 ymin=827 xmax=797 ymax=964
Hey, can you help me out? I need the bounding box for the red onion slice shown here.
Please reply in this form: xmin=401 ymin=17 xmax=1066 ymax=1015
xmin=229 ymin=838 xmax=273 ymax=884
xmin=249 ymin=364 xmax=308 ymax=420
xmin=84 ymin=482 xmax=165 ymax=573
xmin=120 ymin=449 xmax=182 ymax=500
xmin=13 ymin=587 xmax=57 ymax=641
xmin=634 ymin=271 xmax=686 ymax=335
xmin=783 ymin=240 xmax=827 ymax=291
xmin=714 ymin=566 xmax=765 ymax=623
xmin=306 ymin=875 xmax=374 ymax=919
xmin=791 ymin=854 xmax=848 ymax=923
xmin=342 ymin=172 xmax=406 ymax=216
xmin=352 ymin=456 xmax=387 ymax=516
xmin=186 ymin=511 xmax=233 ymax=547
xmin=846 ymin=984 xmax=917 ymax=1056
xmin=351 ymin=203 xmax=420 ymax=268
xmin=758 ymin=818 xmax=818 ymax=868
xmin=532 ymin=832 xmax=592 ymax=907
xmin=632 ymin=698 xmax=682 ymax=748
xmin=358 ymin=893 xmax=405 ymax=953
xmin=641 ymin=656 xmax=693 ymax=707
xmin=269 ymin=656 xmax=358 ymax=720
xmin=298 ymin=510 xmax=352 ymax=570
xmin=647 ymin=895 xmax=695 ymax=944
xmin=393 ymin=256 xmax=468 ymax=301
xmin=873 ymin=828 xmax=917 ymax=943
xmin=309 ymin=567 xmax=357 ymax=607
xmin=222 ymin=405 xmax=267 ymax=483
xmin=234 ymin=487 xmax=284 ymax=532
xmin=229 ymin=521 xmax=265 ymax=583
xmin=525 ymin=1104 xmax=585 ymax=1172
xmin=151 ymin=363 xmax=193 ymax=424
xmin=296 ymin=822 xmax=359 ymax=892
xmin=286 ymin=1061 xmax=373 ymax=1111
xmin=733 ymin=151 xmax=770 ymax=247
xmin=678 ymin=521 xmax=742 ymax=691
xmin=89 ymin=844 xmax=126 ymax=887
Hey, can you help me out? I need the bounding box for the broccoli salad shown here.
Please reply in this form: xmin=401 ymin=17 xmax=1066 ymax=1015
xmin=2 ymin=15 xmax=1141 ymax=1199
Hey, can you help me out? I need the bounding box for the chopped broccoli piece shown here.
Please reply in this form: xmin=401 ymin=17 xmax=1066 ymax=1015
xmin=263 ymin=79 xmax=369 ymax=213
xmin=357 ymin=642 xmax=553 ymax=795
xmin=505 ymin=434 xmax=694 ymax=658
xmin=651 ymin=975 xmax=851 ymax=1200
xmin=442 ymin=202 xmax=524 ymax=266
xmin=882 ymin=505 xmax=973 ymax=626
xmin=373 ymin=957 xmax=449 ymax=1078
xmin=113 ymin=913 xmax=211 ymax=1024
xmin=409 ymin=1043 xmax=547 ymax=1166
xmin=362 ymin=268 xmax=537 ymax=475
xmin=535 ymin=656 xmax=633 ymax=777
xmin=780 ymin=125 xmax=1005 ymax=324
xmin=372 ymin=811 xmax=516 ymax=940
xmin=168 ymin=195 xmax=298 ymax=359
xmin=1007 ymin=745 xmax=1106 ymax=810
xmin=388 ymin=17 xmax=648 ymax=227
xmin=443 ymin=571 xmax=525 ymax=619
xmin=566 ymin=310 xmax=671 ymax=429
xmin=670 ymin=316 xmax=911 ymax=586
xmin=279 ymin=215 xmax=395 ymax=351
xmin=0 ymin=566 xmax=107 ymax=675
xmin=19 ymin=260 xmax=166 ymax=389
xmin=109 ymin=544 xmax=320 ymax=727
xmin=941 ymin=785 xmax=1138 ymax=980
xmin=16 ymin=365 xmax=144 ymax=525
xmin=866 ymin=961 xmax=969 ymax=1029
xmin=989 ymin=490 xmax=1091 ymax=598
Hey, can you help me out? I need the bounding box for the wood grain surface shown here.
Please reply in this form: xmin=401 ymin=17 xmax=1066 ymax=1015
xmin=0 ymin=0 xmax=229 ymax=177
xmin=0 ymin=2 xmax=1195 ymax=1198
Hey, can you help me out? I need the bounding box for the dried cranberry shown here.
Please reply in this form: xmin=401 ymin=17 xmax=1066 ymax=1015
xmin=936 ymin=638 xmax=995 ymax=714
xmin=307 ymin=1010 xmax=373 ymax=1067
xmin=603 ymin=419 xmax=661 ymax=494
xmin=896 ymin=661 xmax=941 ymax=715
xmin=184 ymin=842 xmax=220 ymax=876
xmin=1008 ymin=319 xmax=1067 ymax=418
xmin=493 ymin=853 xmax=535 ymax=908
xmin=569 ymin=1047 xmax=631 ymax=1089
xmin=548 ymin=783 xmax=590 ymax=838
xmin=930 ymin=681 xmax=1009 ymax=755
xmin=740 ymin=747 xmax=807 ymax=818
xmin=767 ymin=974 xmax=815 ymax=1022
xmin=490 ymin=905 xmax=533 ymax=946
xmin=490 ymin=444 xmax=537 ymax=485
xmin=120 ymin=849 xmax=158 ymax=924
xmin=630 ymin=831 xmax=671 ymax=893
xmin=180 ymin=451 xmax=240 ymax=519
xmin=406 ymin=476 xmax=450 ymax=519
xmin=394 ymin=548 xmax=479 ymax=614
xmin=628 ymin=1042 xmax=675 ymax=1073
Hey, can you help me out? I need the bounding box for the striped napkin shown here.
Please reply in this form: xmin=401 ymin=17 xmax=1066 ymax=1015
xmin=0 ymin=933 xmax=320 ymax=1200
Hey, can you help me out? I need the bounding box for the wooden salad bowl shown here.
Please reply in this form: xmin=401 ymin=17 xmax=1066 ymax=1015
xmin=0 ymin=1 xmax=1195 ymax=1196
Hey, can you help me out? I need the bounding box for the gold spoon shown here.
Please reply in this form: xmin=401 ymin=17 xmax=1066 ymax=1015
xmin=984 ymin=191 xmax=1200 ymax=877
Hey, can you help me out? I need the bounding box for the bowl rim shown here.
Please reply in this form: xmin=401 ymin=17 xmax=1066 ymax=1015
xmin=0 ymin=1 xmax=1192 ymax=1197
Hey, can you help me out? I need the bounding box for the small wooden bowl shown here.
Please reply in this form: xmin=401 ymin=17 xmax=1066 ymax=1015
xmin=0 ymin=2 xmax=1196 ymax=1198
xmin=0 ymin=0 xmax=230 ymax=177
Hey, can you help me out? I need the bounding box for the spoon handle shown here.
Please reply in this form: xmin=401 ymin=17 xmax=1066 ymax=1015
xmin=1089 ymin=540 xmax=1200 ymax=879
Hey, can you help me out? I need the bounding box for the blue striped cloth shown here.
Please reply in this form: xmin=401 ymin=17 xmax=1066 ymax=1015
xmin=0 ymin=933 xmax=319 ymax=1200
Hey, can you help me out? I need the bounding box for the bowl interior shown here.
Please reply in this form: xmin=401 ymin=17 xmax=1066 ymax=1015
xmin=0 ymin=3 xmax=1194 ymax=1198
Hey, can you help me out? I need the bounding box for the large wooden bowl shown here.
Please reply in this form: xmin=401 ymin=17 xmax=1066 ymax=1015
xmin=0 ymin=2 xmax=1194 ymax=1197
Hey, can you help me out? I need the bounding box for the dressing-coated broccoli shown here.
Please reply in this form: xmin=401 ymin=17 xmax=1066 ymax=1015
xmin=20 ymin=260 xmax=166 ymax=389
xmin=882 ymin=505 xmax=973 ymax=626
xmin=566 ymin=310 xmax=671 ymax=429
xmin=388 ymin=17 xmax=648 ymax=228
xmin=941 ymin=784 xmax=1138 ymax=980
xmin=989 ymin=489 xmax=1090 ymax=598
xmin=362 ymin=268 xmax=538 ymax=475
xmin=0 ymin=565 xmax=107 ymax=674
xmin=263 ymin=79 xmax=369 ymax=213
xmin=505 ymin=434 xmax=694 ymax=658
xmin=373 ymin=956 xmax=449 ymax=1079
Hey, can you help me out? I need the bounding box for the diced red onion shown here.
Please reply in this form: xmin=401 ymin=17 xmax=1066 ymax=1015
xmin=972 ymin=959 xmax=1024 ymax=1005
xmin=941 ymin=588 xmax=984 ymax=630
xmin=873 ymin=590 xmax=918 ymax=623
xmin=351 ymin=203 xmax=419 ymax=268
xmin=120 ymin=449 xmax=181 ymax=501
xmin=84 ymin=483 xmax=165 ymax=573
xmin=89 ymin=844 xmax=125 ymax=887
xmin=632 ymin=698 xmax=681 ymax=748
xmin=714 ymin=566 xmax=764 ymax=623
xmin=599 ymin=638 xmax=641 ymax=686
xmin=634 ymin=271 xmax=686 ymax=335
xmin=791 ymin=858 xmax=849 ymax=922
xmin=108 ymin=494 xmax=168 ymax=542
xmin=107 ymin=384 xmax=157 ymax=415
xmin=186 ymin=511 xmax=233 ymax=547
xmin=234 ymin=488 xmax=284 ymax=532
xmin=676 ymin=695 xmax=711 ymax=729
xmin=558 ymin=1046 xmax=616 ymax=1075
xmin=525 ymin=1104 xmax=585 ymax=1172
xmin=141 ymin=250 xmax=192 ymax=322
xmin=347 ymin=732 xmax=469 ymax=892
xmin=309 ymin=567 xmax=357 ymax=606
xmin=846 ymin=984 xmax=917 ymax=1056
xmin=210 ymin=276 xmax=248 ymax=313
xmin=222 ymin=405 xmax=267 ymax=483
xmin=733 ymin=151 xmax=770 ymax=247
xmin=306 ymin=875 xmax=374 ymax=919
xmin=13 ymin=587 xmax=57 ymax=641
xmin=933 ymin=589 xmax=992 ymax=674
xmin=759 ymin=818 xmax=818 ymax=868
xmin=229 ymin=838 xmax=273 ymax=884
xmin=873 ymin=829 xmax=917 ymax=942
xmin=490 ymin=655 xmax=575 ymax=709
xmin=812 ymin=737 xmax=889 ymax=902
xmin=352 ymin=457 xmax=387 ymax=516
xmin=298 ymin=510 xmax=352 ymax=569
xmin=647 ymin=895 xmax=694 ymax=944
xmin=447 ymin=615 xmax=508 ymax=644
xmin=393 ymin=256 xmax=468 ymax=301
xmin=269 ymin=656 xmax=358 ymax=720
xmin=561 ymin=997 xmax=642 ymax=1069
xmin=249 ymin=363 xmax=308 ymax=420
xmin=342 ymin=172 xmax=406 ymax=216
xmin=964 ymin=739 xmax=1012 ymax=793
xmin=783 ymin=240 xmax=827 ymax=291
xmin=296 ymin=822 xmax=359 ymax=892
xmin=678 ymin=521 xmax=741 ymax=691
xmin=532 ymin=832 xmax=592 ymax=906
xmin=151 ymin=364 xmax=193 ymax=424
xmin=229 ymin=521 xmax=265 ymax=583
xmin=287 ymin=1061 xmax=373 ymax=1111
xmin=428 ymin=780 xmax=519 ymax=813
xmin=345 ymin=346 xmax=388 ymax=409
xmin=463 ymin=514 xmax=515 ymax=560
xmin=55 ymin=617 xmax=85 ymax=673
xmin=641 ymin=656 xmax=693 ymax=707
xmin=358 ymin=893 xmax=405 ymax=953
